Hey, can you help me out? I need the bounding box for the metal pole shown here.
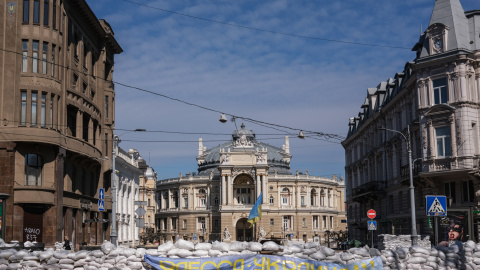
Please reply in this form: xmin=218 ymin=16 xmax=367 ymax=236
xmin=407 ymin=125 xmax=418 ymax=245
xmin=371 ymin=230 xmax=374 ymax=248
xmin=111 ymin=136 xmax=118 ymax=246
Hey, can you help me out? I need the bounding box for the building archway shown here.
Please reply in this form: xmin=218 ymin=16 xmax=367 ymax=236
xmin=235 ymin=218 xmax=253 ymax=241
xmin=233 ymin=174 xmax=255 ymax=205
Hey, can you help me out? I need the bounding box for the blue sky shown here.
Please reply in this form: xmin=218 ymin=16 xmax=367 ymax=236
xmin=85 ymin=0 xmax=478 ymax=180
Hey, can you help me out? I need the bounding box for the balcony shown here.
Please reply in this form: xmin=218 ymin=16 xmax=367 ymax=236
xmin=400 ymin=160 xmax=422 ymax=179
xmin=351 ymin=181 xmax=385 ymax=202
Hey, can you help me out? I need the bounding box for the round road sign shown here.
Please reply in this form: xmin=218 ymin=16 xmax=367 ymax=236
xmin=367 ymin=209 xmax=376 ymax=219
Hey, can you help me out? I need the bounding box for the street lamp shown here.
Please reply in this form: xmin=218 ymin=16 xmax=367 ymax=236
xmin=111 ymin=128 xmax=146 ymax=246
xmin=379 ymin=125 xmax=418 ymax=245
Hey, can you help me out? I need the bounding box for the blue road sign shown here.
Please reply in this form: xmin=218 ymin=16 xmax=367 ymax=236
xmin=426 ymin=195 xmax=447 ymax=216
xmin=99 ymin=188 xmax=104 ymax=200
xmin=368 ymin=220 xmax=377 ymax=231
xmin=98 ymin=200 xmax=105 ymax=211
xmin=193 ymin=236 xmax=197 ymax=240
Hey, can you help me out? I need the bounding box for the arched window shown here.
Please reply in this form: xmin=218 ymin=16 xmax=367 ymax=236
xmin=25 ymin=153 xmax=43 ymax=186
xmin=214 ymin=196 xmax=219 ymax=205
xmin=269 ymin=196 xmax=274 ymax=205
xmin=199 ymin=189 xmax=206 ymax=193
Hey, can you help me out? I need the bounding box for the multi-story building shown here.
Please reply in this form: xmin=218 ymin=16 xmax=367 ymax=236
xmin=115 ymin=146 xmax=143 ymax=246
xmin=0 ymin=0 xmax=121 ymax=248
xmin=138 ymin=164 xmax=158 ymax=235
xmin=156 ymin=124 xmax=346 ymax=244
xmin=342 ymin=0 xmax=480 ymax=244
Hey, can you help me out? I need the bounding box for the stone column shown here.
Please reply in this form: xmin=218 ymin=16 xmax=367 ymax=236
xmin=256 ymin=175 xmax=261 ymax=198
xmin=207 ymin=186 xmax=211 ymax=209
xmin=221 ymin=175 xmax=226 ymax=206
xmin=428 ymin=121 xmax=434 ymax=157
xmin=227 ymin=175 xmax=232 ymax=205
xmin=168 ymin=189 xmax=171 ymax=209
xmin=450 ymin=116 xmax=457 ymax=157
xmin=262 ymin=174 xmax=268 ymax=204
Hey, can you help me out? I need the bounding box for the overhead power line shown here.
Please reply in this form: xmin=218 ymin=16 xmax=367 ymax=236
xmin=1 ymin=47 xmax=346 ymax=141
xmin=120 ymin=0 xmax=411 ymax=50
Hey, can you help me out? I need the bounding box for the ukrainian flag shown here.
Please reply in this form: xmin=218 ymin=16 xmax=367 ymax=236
xmin=247 ymin=193 xmax=262 ymax=228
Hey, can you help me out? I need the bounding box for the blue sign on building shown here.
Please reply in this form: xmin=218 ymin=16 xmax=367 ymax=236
xmin=98 ymin=200 xmax=105 ymax=212
xmin=99 ymin=188 xmax=104 ymax=200
xmin=426 ymin=195 xmax=447 ymax=216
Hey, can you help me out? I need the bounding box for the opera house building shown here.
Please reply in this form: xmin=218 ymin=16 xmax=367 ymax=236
xmin=156 ymin=124 xmax=346 ymax=244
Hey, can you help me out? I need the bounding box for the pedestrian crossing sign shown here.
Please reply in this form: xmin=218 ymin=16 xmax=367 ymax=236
xmin=426 ymin=195 xmax=447 ymax=216
xmin=368 ymin=220 xmax=377 ymax=231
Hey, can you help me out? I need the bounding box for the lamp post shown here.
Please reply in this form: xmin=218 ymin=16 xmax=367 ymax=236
xmin=110 ymin=128 xmax=146 ymax=246
xmin=379 ymin=125 xmax=418 ymax=245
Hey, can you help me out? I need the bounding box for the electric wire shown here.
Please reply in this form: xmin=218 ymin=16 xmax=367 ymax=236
xmin=1 ymin=47 xmax=346 ymax=141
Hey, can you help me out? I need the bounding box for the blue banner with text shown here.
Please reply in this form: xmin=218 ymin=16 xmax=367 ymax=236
xmin=144 ymin=254 xmax=383 ymax=270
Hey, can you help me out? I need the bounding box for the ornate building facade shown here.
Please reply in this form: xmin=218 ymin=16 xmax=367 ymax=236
xmin=156 ymin=124 xmax=346 ymax=244
xmin=342 ymin=0 xmax=480 ymax=244
xmin=0 ymin=0 xmax=121 ymax=247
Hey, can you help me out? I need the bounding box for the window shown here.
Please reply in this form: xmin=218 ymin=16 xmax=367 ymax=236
xmin=33 ymin=0 xmax=39 ymax=24
xmin=21 ymin=91 xmax=27 ymax=125
xmin=445 ymin=182 xmax=456 ymax=205
xmin=171 ymin=218 xmax=177 ymax=231
xmin=22 ymin=40 xmax=28 ymax=72
xmin=198 ymin=217 xmax=206 ymax=229
xmin=214 ymin=196 xmax=219 ymax=206
xmin=82 ymin=82 xmax=87 ymax=93
xmin=330 ymin=216 xmax=334 ymax=228
xmin=31 ymin=92 xmax=37 ymax=126
xmin=269 ymin=196 xmax=274 ymax=205
xmin=72 ymin=73 xmax=78 ymax=88
xmin=40 ymin=93 xmax=46 ymax=127
xmin=433 ymin=78 xmax=448 ymax=105
xmin=270 ymin=219 xmax=274 ymax=226
xmin=25 ymin=153 xmax=43 ymax=186
xmin=301 ymin=196 xmax=305 ymax=206
xmin=436 ymin=126 xmax=451 ymax=157
xmin=182 ymin=220 xmax=187 ymax=230
xmin=52 ymin=0 xmax=56 ymax=29
xmin=105 ymin=96 xmax=109 ymax=118
xmin=43 ymin=0 xmax=49 ymax=26
xmin=32 ymin=40 xmax=38 ymax=73
xmin=148 ymin=198 xmax=151 ymax=206
xmin=214 ymin=219 xmax=219 ymax=227
xmin=302 ymin=218 xmax=306 ymax=228
xmin=313 ymin=216 xmax=319 ymax=229
xmin=200 ymin=198 xmax=206 ymax=207
xmin=51 ymin=44 xmax=55 ymax=76
xmin=23 ymin=0 xmax=29 ymax=23
xmin=463 ymin=180 xmax=475 ymax=203
xmin=42 ymin=42 xmax=47 ymax=74
xmin=283 ymin=216 xmax=291 ymax=230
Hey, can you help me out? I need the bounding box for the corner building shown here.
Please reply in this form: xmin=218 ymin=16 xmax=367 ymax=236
xmin=342 ymin=0 xmax=480 ymax=244
xmin=156 ymin=124 xmax=346 ymax=244
xmin=0 ymin=0 xmax=121 ymax=247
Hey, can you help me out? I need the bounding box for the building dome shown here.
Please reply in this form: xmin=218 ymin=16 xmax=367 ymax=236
xmin=197 ymin=124 xmax=292 ymax=176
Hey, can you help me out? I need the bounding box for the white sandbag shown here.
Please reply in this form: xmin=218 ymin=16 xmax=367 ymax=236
xmin=410 ymin=252 xmax=429 ymax=258
xmin=340 ymin=252 xmax=354 ymax=261
xmin=304 ymin=242 xmax=320 ymax=249
xmin=248 ymin=242 xmax=263 ymax=252
xmin=176 ymin=249 xmax=193 ymax=258
xmin=58 ymin=264 xmax=74 ymax=269
xmin=91 ymin=250 xmax=104 ymax=258
xmin=101 ymin=263 xmax=114 ymax=268
xmin=262 ymin=241 xmax=280 ymax=251
xmin=166 ymin=248 xmax=179 ymax=257
xmin=229 ymin=241 xmax=248 ymax=252
xmin=145 ymin=249 xmax=159 ymax=256
xmin=22 ymin=255 xmax=38 ymax=261
xmin=227 ymin=251 xmax=241 ymax=255
xmin=127 ymin=255 xmax=142 ymax=262
xmin=208 ymin=249 xmax=222 ymax=257
xmin=135 ymin=248 xmax=146 ymax=258
xmin=349 ymin=247 xmax=370 ymax=257
xmin=0 ymin=249 xmax=16 ymax=259
xmin=427 ymin=256 xmax=439 ymax=262
xmin=100 ymin=241 xmax=115 ymax=255
xmin=46 ymin=257 xmax=59 ymax=265
xmin=396 ymin=247 xmax=409 ymax=260
xmin=174 ymin=239 xmax=195 ymax=251
xmin=73 ymin=250 xmax=89 ymax=260
xmin=20 ymin=261 xmax=39 ymax=268
xmin=194 ymin=242 xmax=212 ymax=251
xmin=410 ymin=245 xmax=430 ymax=255
xmin=59 ymin=258 xmax=75 ymax=264
xmin=83 ymin=265 xmax=98 ymax=270
xmin=114 ymin=255 xmax=127 ymax=263
xmin=289 ymin=245 xmax=303 ymax=253
xmin=73 ymin=259 xmax=87 ymax=267
xmin=407 ymin=256 xmax=427 ymax=264
xmin=158 ymin=241 xmax=174 ymax=252
xmin=6 ymin=263 xmax=21 ymax=269
xmin=212 ymin=241 xmax=230 ymax=252
xmin=241 ymin=250 xmax=256 ymax=255
xmin=369 ymin=248 xmax=382 ymax=257
xmin=309 ymin=251 xmax=326 ymax=261
xmin=295 ymin=253 xmax=309 ymax=259
xmin=321 ymin=247 xmax=336 ymax=257
xmin=128 ymin=261 xmax=144 ymax=269
xmin=0 ymin=259 xmax=7 ymax=265
xmin=386 ymin=256 xmax=397 ymax=263
xmin=193 ymin=250 xmax=208 ymax=257
xmin=303 ymin=248 xmax=316 ymax=255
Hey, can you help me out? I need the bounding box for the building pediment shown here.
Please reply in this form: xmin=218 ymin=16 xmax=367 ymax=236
xmin=424 ymin=104 xmax=455 ymax=117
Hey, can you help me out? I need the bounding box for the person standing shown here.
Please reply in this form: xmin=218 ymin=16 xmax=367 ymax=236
xmin=64 ymin=236 xmax=72 ymax=251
